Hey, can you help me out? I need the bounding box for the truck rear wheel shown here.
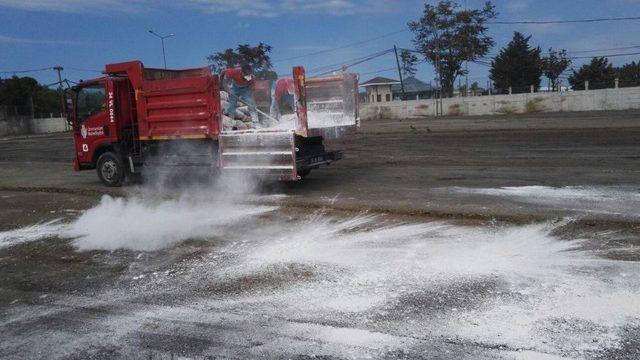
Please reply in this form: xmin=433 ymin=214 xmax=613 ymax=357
xmin=97 ymin=152 xmax=125 ymax=187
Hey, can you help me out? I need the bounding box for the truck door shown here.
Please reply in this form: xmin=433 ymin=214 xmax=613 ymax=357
xmin=72 ymin=82 xmax=112 ymax=167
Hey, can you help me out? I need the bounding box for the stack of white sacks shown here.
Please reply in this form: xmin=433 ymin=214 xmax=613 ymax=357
xmin=220 ymin=90 xmax=254 ymax=130
xmin=220 ymin=90 xmax=283 ymax=131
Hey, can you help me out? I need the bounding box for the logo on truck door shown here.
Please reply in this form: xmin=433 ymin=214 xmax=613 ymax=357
xmin=80 ymin=124 xmax=104 ymax=139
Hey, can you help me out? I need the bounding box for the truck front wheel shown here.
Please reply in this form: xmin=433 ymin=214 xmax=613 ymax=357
xmin=96 ymin=152 xmax=125 ymax=187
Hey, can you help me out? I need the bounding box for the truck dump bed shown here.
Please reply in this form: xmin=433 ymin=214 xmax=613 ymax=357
xmin=306 ymin=74 xmax=359 ymax=134
xmin=105 ymin=61 xmax=221 ymax=140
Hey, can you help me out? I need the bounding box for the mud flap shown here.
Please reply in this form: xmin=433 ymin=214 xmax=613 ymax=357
xmin=219 ymin=129 xmax=299 ymax=181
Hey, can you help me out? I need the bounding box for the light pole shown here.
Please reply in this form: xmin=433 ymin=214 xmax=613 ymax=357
xmin=148 ymin=29 xmax=174 ymax=69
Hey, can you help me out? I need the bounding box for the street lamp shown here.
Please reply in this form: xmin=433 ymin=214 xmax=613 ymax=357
xmin=148 ymin=29 xmax=174 ymax=69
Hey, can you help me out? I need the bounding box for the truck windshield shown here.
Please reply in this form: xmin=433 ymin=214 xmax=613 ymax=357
xmin=76 ymin=85 xmax=106 ymax=122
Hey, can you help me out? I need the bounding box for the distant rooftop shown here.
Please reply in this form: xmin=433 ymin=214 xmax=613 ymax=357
xmin=360 ymin=76 xmax=400 ymax=87
xmin=391 ymin=76 xmax=434 ymax=92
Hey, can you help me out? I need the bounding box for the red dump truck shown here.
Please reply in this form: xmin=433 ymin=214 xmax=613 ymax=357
xmin=67 ymin=60 xmax=358 ymax=186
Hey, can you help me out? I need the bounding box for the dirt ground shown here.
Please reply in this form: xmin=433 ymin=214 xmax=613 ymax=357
xmin=2 ymin=110 xmax=640 ymax=221
xmin=1 ymin=110 xmax=639 ymax=359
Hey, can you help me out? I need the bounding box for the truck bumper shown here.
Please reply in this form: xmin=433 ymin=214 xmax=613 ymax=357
xmin=296 ymin=150 xmax=342 ymax=171
xmin=219 ymin=130 xmax=342 ymax=181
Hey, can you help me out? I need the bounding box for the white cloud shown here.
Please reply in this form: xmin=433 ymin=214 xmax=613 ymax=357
xmin=186 ymin=0 xmax=278 ymax=17
xmin=506 ymin=0 xmax=528 ymax=13
xmin=281 ymin=0 xmax=357 ymax=14
xmin=0 ymin=34 xmax=84 ymax=45
xmin=0 ymin=0 xmax=147 ymax=13
xmin=0 ymin=0 xmax=398 ymax=17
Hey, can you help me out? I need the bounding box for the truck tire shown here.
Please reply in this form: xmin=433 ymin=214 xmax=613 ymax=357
xmin=96 ymin=152 xmax=125 ymax=187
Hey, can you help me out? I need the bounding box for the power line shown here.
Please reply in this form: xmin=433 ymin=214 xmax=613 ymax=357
xmin=568 ymin=45 xmax=640 ymax=54
xmin=275 ymin=48 xmax=394 ymax=77
xmin=359 ymin=67 xmax=398 ymax=77
xmin=0 ymin=67 xmax=53 ymax=74
xmin=307 ymin=48 xmax=392 ymax=74
xmin=278 ymin=49 xmax=393 ymax=77
xmin=468 ymin=45 xmax=640 ymax=62
xmin=569 ymin=51 xmax=640 ymax=59
xmin=490 ymin=16 xmax=640 ymax=25
xmin=312 ymin=49 xmax=394 ymax=76
xmin=66 ymin=67 xmax=102 ymax=73
xmin=473 ymin=62 xmax=492 ymax=68
xmin=272 ymin=29 xmax=405 ymax=63
xmin=276 ymin=14 xmax=640 ymax=65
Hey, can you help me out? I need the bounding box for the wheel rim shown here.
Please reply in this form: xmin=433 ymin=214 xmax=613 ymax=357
xmin=101 ymin=160 xmax=118 ymax=181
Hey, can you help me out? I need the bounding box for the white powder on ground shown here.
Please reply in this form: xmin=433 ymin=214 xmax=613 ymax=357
xmin=61 ymin=195 xmax=276 ymax=251
xmin=2 ymin=194 xmax=638 ymax=357
xmin=447 ymin=185 xmax=640 ymax=217
xmin=202 ymin=215 xmax=639 ymax=357
xmin=0 ymin=218 xmax=65 ymax=249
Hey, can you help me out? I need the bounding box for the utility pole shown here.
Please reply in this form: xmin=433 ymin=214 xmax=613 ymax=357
xmin=393 ymin=45 xmax=406 ymax=100
xmin=433 ymin=25 xmax=443 ymax=116
xmin=465 ymin=61 xmax=469 ymax=97
xmin=437 ymin=50 xmax=443 ymax=115
xmin=53 ymin=66 xmax=63 ymax=87
xmin=53 ymin=66 xmax=65 ymax=117
xmin=148 ymin=29 xmax=174 ymax=69
xmin=464 ymin=0 xmax=468 ymax=97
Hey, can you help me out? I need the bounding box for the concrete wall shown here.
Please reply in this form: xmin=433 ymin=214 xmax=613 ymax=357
xmin=360 ymin=86 xmax=640 ymax=120
xmin=30 ymin=116 xmax=69 ymax=134
xmin=0 ymin=116 xmax=32 ymax=137
xmin=0 ymin=115 xmax=69 ymax=137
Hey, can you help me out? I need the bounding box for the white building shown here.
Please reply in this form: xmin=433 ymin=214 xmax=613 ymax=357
xmin=360 ymin=77 xmax=400 ymax=103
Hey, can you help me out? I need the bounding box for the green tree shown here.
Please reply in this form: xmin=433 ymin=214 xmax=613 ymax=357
xmin=489 ymin=32 xmax=542 ymax=93
xmin=568 ymin=57 xmax=616 ymax=90
xmin=408 ymin=1 xmax=497 ymax=97
xmin=399 ymin=49 xmax=418 ymax=78
xmin=0 ymin=76 xmax=63 ymax=116
xmin=33 ymin=87 xmax=63 ymax=116
xmin=0 ymin=76 xmax=38 ymax=115
xmin=206 ymin=42 xmax=276 ymax=80
xmin=617 ymin=61 xmax=640 ymax=87
xmin=470 ymin=81 xmax=480 ymax=95
xmin=542 ymin=48 xmax=571 ymax=91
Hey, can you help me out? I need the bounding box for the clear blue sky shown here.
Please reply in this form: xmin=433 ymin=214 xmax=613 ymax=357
xmin=1 ymin=0 xmax=640 ymax=89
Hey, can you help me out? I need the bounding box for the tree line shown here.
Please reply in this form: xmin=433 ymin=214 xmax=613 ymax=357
xmin=0 ymin=76 xmax=62 ymax=117
xmin=489 ymin=31 xmax=640 ymax=93
xmin=408 ymin=1 xmax=640 ymax=96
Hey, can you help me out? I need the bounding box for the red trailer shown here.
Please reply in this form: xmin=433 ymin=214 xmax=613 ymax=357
xmin=67 ymin=60 xmax=357 ymax=186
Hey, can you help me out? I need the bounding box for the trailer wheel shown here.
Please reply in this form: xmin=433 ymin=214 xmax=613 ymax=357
xmin=298 ymin=168 xmax=312 ymax=179
xmin=96 ymin=152 xmax=125 ymax=187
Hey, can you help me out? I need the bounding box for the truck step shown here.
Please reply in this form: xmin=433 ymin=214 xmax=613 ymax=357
xmin=219 ymin=130 xmax=298 ymax=181
xmin=222 ymin=151 xmax=292 ymax=156
xmin=224 ymin=165 xmax=295 ymax=170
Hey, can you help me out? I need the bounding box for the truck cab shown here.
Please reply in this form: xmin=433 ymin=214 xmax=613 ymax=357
xmin=69 ymin=76 xmax=136 ymax=185
xmin=68 ymin=61 xmax=221 ymax=186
